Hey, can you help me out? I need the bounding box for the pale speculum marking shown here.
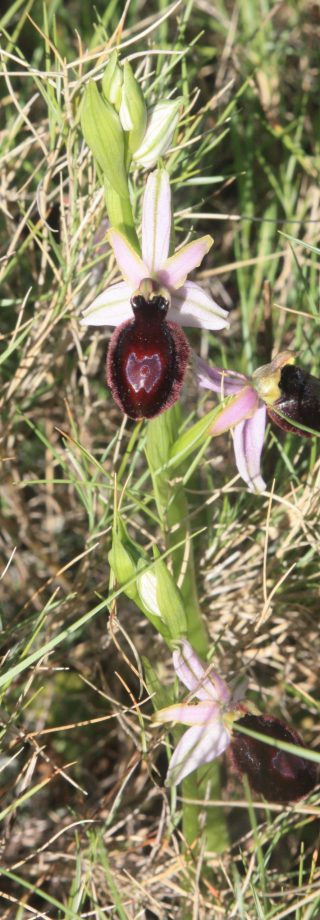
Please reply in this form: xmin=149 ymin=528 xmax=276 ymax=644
xmin=126 ymin=353 xmax=162 ymax=394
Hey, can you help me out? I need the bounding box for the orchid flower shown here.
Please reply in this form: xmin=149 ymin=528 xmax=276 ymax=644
xmin=196 ymin=350 xmax=304 ymax=493
xmin=153 ymin=640 xmax=316 ymax=801
xmin=153 ymin=640 xmax=243 ymax=785
xmin=81 ymin=168 xmax=228 ymax=419
xmin=81 ymin=168 xmax=228 ymax=333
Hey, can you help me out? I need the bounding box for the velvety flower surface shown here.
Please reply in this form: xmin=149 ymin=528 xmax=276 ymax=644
xmin=230 ymin=714 xmax=317 ymax=803
xmin=153 ymin=640 xmax=241 ymax=785
xmin=81 ymin=168 xmax=229 ymax=332
xmin=264 ymin=363 xmax=320 ymax=436
xmin=197 ymin=351 xmax=299 ymax=493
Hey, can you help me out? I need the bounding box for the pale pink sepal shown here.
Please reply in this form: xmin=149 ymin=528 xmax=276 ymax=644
xmin=166 ymin=722 xmax=230 ymax=785
xmin=158 ymin=235 xmax=213 ymax=289
xmin=210 ymin=386 xmax=259 ymax=437
xmin=233 ymin=403 xmax=267 ymax=492
xmin=142 ymin=168 xmax=171 ymax=273
xmin=153 ymin=700 xmax=220 ymax=726
xmin=169 ymin=281 xmax=229 ymax=330
xmin=173 ymin=640 xmax=231 ymax=704
xmin=196 ymin=356 xmax=247 ymax=395
xmin=108 ymin=229 xmax=148 ymax=287
xmin=80 ymin=280 xmax=133 ymax=326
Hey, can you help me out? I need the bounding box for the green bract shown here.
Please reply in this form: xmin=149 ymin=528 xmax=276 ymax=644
xmin=80 ymin=81 xmax=128 ymax=198
xmin=108 ymin=518 xmax=187 ymax=645
xmin=137 ymin=549 xmax=187 ymax=639
xmin=109 ymin=528 xmax=138 ymax=602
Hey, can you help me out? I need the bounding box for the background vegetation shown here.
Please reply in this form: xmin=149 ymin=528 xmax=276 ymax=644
xmin=0 ymin=0 xmax=319 ymax=916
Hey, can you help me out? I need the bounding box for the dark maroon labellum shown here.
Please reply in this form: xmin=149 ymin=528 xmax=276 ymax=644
xmin=230 ymin=714 xmax=317 ymax=803
xmin=107 ymin=281 xmax=189 ymax=419
xmin=268 ymin=364 xmax=320 ymax=437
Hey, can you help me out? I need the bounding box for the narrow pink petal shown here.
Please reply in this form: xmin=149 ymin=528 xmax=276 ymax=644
xmin=210 ymin=386 xmax=259 ymax=436
xmin=80 ymin=281 xmax=132 ymax=326
xmin=158 ymin=236 xmax=213 ymax=289
xmin=169 ymin=282 xmax=229 ymax=330
xmin=142 ymin=169 xmax=171 ymax=272
xmin=196 ymin=355 xmax=247 ymax=395
xmin=109 ymin=229 xmax=148 ymax=287
xmin=233 ymin=404 xmax=267 ymax=492
xmin=166 ymin=722 xmax=230 ymax=785
xmin=153 ymin=701 xmax=220 ymax=726
xmin=204 ymin=669 xmax=231 ymax=704
xmin=173 ymin=640 xmax=231 ymax=703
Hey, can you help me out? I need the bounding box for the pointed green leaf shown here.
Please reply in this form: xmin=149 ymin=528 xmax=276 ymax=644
xmin=169 ymin=405 xmax=221 ymax=468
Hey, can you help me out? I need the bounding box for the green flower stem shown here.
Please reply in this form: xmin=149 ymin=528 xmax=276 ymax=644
xmin=116 ymin=420 xmax=144 ymax=484
xmin=107 ymin=219 xmax=228 ymax=850
xmin=145 ymin=404 xmax=206 ymax=656
xmin=183 ymin=762 xmax=229 ymax=854
xmin=145 ymin=406 xmax=229 ymax=852
xmin=104 ymin=179 xmax=139 ymax=252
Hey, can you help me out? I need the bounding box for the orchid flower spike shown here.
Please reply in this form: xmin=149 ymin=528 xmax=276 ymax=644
xmin=153 ymin=640 xmax=243 ymax=785
xmin=81 ymin=168 xmax=229 ymax=419
xmin=197 ymin=350 xmax=320 ymax=493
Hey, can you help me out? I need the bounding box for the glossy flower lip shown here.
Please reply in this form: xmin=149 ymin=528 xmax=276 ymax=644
xmin=196 ymin=351 xmax=296 ymax=493
xmin=81 ymin=168 xmax=229 ymax=332
xmin=153 ymin=640 xmax=243 ymax=785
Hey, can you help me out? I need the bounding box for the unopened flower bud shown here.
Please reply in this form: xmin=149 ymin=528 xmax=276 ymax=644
xmin=80 ymin=81 xmax=128 ymax=198
xmin=137 ymin=569 xmax=162 ymax=618
xmin=102 ymin=50 xmax=123 ymax=111
xmin=133 ymin=98 xmax=182 ymax=169
xmin=119 ymin=60 xmax=147 ymax=154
